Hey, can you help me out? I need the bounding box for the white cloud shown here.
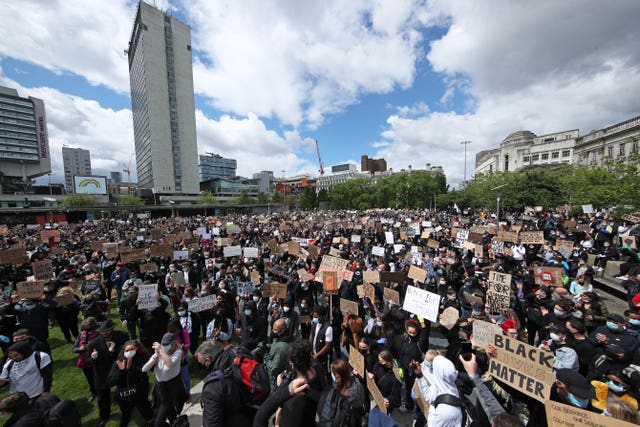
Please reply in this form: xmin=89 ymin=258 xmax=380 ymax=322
xmin=195 ymin=111 xmax=317 ymax=178
xmin=376 ymin=0 xmax=640 ymax=188
xmin=184 ymin=0 xmax=425 ymax=127
xmin=0 ymin=0 xmax=135 ymax=93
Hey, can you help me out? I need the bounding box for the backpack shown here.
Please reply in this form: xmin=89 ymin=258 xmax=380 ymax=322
xmin=43 ymin=399 xmax=81 ymax=427
xmin=6 ymin=351 xmax=44 ymax=376
xmin=433 ymin=393 xmax=479 ymax=427
xmin=316 ymin=387 xmax=357 ymax=427
xmin=229 ymin=347 xmax=270 ymax=405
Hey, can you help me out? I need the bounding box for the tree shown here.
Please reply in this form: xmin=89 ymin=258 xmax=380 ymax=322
xmin=119 ymin=194 xmax=144 ymax=206
xmin=198 ymin=190 xmax=216 ymax=205
xmin=299 ymin=186 xmax=317 ymax=210
xmin=256 ymin=192 xmax=269 ymax=204
xmin=271 ymin=192 xmax=284 ymax=203
xmin=60 ymin=195 xmax=96 ymax=207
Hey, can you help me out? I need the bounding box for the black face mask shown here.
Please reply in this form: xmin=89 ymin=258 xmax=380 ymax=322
xmin=409 ymin=335 xmax=419 ymax=343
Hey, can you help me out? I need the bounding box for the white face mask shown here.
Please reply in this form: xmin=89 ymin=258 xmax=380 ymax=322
xmin=550 ymin=333 xmax=562 ymax=342
xmin=124 ymin=350 xmax=136 ymax=359
xmin=283 ymin=306 xmax=290 ymax=313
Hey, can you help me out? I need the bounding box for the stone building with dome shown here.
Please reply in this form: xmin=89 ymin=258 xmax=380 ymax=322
xmin=475 ymin=129 xmax=577 ymax=174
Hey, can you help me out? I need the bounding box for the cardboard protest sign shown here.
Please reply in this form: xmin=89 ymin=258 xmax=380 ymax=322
xmin=287 ymin=241 xmax=301 ymax=255
xmin=363 ymin=271 xmax=380 ymax=284
xmin=32 ymin=259 xmax=53 ymax=281
xmin=356 ymin=285 xmax=364 ymax=298
xmin=490 ymin=334 xmax=555 ymax=402
xmin=426 ymin=239 xmax=440 ymax=249
xmin=554 ymin=239 xmax=574 ymax=252
xmin=40 ymin=229 xmax=61 ymax=243
xmin=243 ymin=247 xmax=259 ymax=258
xmin=363 ymin=283 xmax=376 ymax=302
xmin=439 ymin=307 xmax=459 ymax=330
xmin=340 ymin=298 xmax=359 ymax=315
xmin=497 ymin=231 xmax=518 ymax=243
xmin=403 ymin=285 xmax=440 ymax=322
xmin=468 ymin=232 xmax=484 ymax=244
xmin=250 ymin=270 xmax=261 ymax=285
xmin=487 ymin=271 xmax=512 ymax=313
xmin=17 ymin=281 xmax=44 ymax=299
xmin=261 ymin=283 xmax=287 ymax=299
xmin=472 ymin=320 xmax=503 ymax=348
xmin=0 ymin=248 xmax=29 ymax=266
xmin=408 ymin=265 xmax=427 ymax=283
xmin=55 ymin=292 xmax=75 ymax=306
xmin=621 ymin=235 xmax=637 ymax=250
xmin=474 ymin=244 xmax=486 ymax=258
xmin=339 ymin=270 xmax=354 ymax=282
xmin=227 ymin=225 xmax=241 ymax=234
xmin=544 ymin=399 xmax=637 ymax=427
xmin=320 ymin=255 xmax=349 ymax=271
xmin=223 ymin=246 xmax=242 ymax=258
xmin=322 ymin=271 xmax=339 ymax=294
xmin=329 ymin=248 xmax=341 ymax=257
xmin=139 ymin=263 xmax=158 ymax=274
xmin=297 ymin=268 xmax=313 ymax=282
xmin=137 ymin=284 xmax=158 ymax=310
xmin=307 ymin=245 xmax=320 ymax=259
xmin=533 ymin=266 xmax=564 ymax=287
xmin=169 ymin=272 xmax=185 ymax=287
xmin=412 ymin=381 xmax=430 ymax=419
xmin=366 ymin=372 xmax=387 ymax=414
xmin=216 ymin=237 xmax=231 ymax=247
xmin=349 ymin=345 xmax=365 ymax=375
xmin=379 ymin=272 xmax=406 ymax=283
xmin=120 ymin=248 xmax=146 ymax=263
xmin=383 ymin=287 xmax=400 ymax=305
xmin=519 ymin=231 xmax=545 ymax=244
xmin=148 ymin=244 xmax=171 ymax=258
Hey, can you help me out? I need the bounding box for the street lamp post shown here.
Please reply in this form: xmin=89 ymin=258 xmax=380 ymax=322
xmin=461 ymin=140 xmax=471 ymax=185
xmin=491 ymin=184 xmax=506 ymax=224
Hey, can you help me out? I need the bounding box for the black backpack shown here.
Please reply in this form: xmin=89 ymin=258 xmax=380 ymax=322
xmin=43 ymin=399 xmax=81 ymax=427
xmin=316 ymin=387 xmax=357 ymax=427
xmin=433 ymin=393 xmax=479 ymax=427
xmin=229 ymin=346 xmax=271 ymax=405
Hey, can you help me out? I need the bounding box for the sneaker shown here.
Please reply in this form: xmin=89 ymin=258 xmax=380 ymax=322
xmin=616 ymin=275 xmax=628 ymax=280
xmin=87 ymin=394 xmax=96 ymax=403
xmin=596 ymin=267 xmax=604 ymax=272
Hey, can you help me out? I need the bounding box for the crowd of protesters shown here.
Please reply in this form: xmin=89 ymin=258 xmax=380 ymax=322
xmin=0 ymin=207 xmax=640 ymax=426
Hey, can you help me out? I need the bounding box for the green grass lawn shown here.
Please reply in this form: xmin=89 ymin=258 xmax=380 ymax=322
xmin=1 ymin=301 xmax=206 ymax=426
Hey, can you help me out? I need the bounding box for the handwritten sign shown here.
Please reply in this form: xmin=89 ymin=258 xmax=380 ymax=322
xmin=17 ymin=281 xmax=45 ymax=299
xmin=32 ymin=259 xmax=53 ymax=281
xmin=363 ymin=282 xmax=376 ymax=302
xmin=322 ymin=270 xmax=338 ymax=294
xmin=487 ymin=271 xmax=512 ymax=313
xmin=497 ymin=231 xmax=518 ymax=243
xmin=188 ymin=295 xmax=217 ymax=313
xmin=519 ymin=231 xmax=544 ymax=244
xmin=120 ymin=248 xmax=146 ymax=263
xmin=261 ymin=283 xmax=287 ymax=299
xmin=544 ymin=399 xmax=637 ymax=427
xmin=148 ymin=244 xmax=170 ymax=258
xmin=287 ymin=241 xmax=301 ymax=255
xmin=372 ymin=246 xmax=385 ymax=257
xmin=40 ymin=229 xmax=61 ymax=243
xmin=0 ymin=248 xmax=29 ymax=266
xmin=439 ymin=307 xmax=459 ymax=330
xmin=320 ymin=255 xmax=349 ymax=271
xmin=349 ymin=345 xmax=365 ymax=375
xmin=472 ymin=320 xmax=502 ymax=348
xmin=137 ymin=283 xmax=158 ymax=310
xmin=383 ymin=287 xmax=400 ymax=305
xmin=533 ymin=266 xmax=564 ymax=287
xmin=408 ymin=265 xmax=427 ymax=283
xmin=403 ymin=285 xmax=440 ymax=322
xmin=363 ymin=271 xmax=380 ymax=284
xmin=223 ymin=246 xmax=242 ymax=258
xmin=55 ymin=292 xmax=75 ymax=307
xmin=250 ymin=270 xmax=261 ymax=285
xmin=366 ymin=372 xmax=387 ymax=414
xmin=173 ymin=250 xmax=189 ymax=261
xmin=340 ymin=298 xmax=359 ymax=315
xmin=243 ymin=247 xmax=259 ymax=258
xmin=490 ymin=334 xmax=555 ymax=402
xmin=169 ymin=272 xmax=185 ymax=287
xmin=140 ymin=263 xmax=158 ymax=274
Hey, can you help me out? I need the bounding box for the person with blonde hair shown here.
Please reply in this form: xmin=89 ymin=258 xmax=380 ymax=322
xmin=604 ymin=396 xmax=640 ymax=423
xmin=54 ymin=285 xmax=82 ymax=343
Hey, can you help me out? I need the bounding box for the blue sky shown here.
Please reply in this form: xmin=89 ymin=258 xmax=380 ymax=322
xmin=1 ymin=0 xmax=639 ymax=190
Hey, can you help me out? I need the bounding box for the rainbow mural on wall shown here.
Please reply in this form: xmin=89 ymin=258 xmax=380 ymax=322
xmin=73 ymin=176 xmax=107 ymax=195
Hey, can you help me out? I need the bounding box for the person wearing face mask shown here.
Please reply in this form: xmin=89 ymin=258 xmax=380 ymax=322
xmin=111 ymin=262 xmax=130 ymax=304
xmin=525 ymin=285 xmax=550 ymax=345
xmin=624 ymin=308 xmax=640 ymax=337
xmin=86 ymin=319 xmax=129 ymax=427
xmin=174 ymin=301 xmax=200 ymax=355
xmin=297 ymin=296 xmax=313 ymax=340
xmin=325 ymin=359 xmax=366 ymax=424
xmin=395 ymin=319 xmax=430 ymax=414
xmin=368 ymin=350 xmax=402 ymax=414
xmin=552 ymin=368 xmax=598 ymax=412
xmin=270 ymin=295 xmax=299 ymax=343
xmin=441 ymin=287 xmax=461 ymax=312
xmin=309 ymin=305 xmax=333 ymax=376
xmin=143 ymin=333 xmax=188 ymax=427
xmin=251 ymin=290 xmax=268 ymax=320
xmin=235 ymin=300 xmax=267 ymax=352
xmin=542 ymin=324 xmax=580 ymax=371
xmin=412 ymin=349 xmax=439 ymax=425
xmin=575 ymin=291 xmax=608 ymax=334
xmin=565 ymin=318 xmax=596 ymax=377
xmin=107 ymin=340 xmax=153 ymax=426
xmin=119 ymin=286 xmax=141 ymax=340
xmin=590 ymin=371 xmax=638 ymax=413
xmin=588 ymin=313 xmax=640 ymax=355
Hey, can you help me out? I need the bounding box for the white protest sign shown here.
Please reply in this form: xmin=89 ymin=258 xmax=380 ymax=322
xmin=372 ymin=246 xmax=385 ymax=257
xmin=137 ymin=284 xmax=158 ymax=310
xmin=385 ymin=231 xmax=394 ymax=245
xmin=582 ymin=204 xmax=593 ymax=214
xmin=188 ymin=295 xmax=216 ymax=312
xmin=223 ymin=246 xmax=242 ymax=258
xmin=173 ymin=250 xmax=189 ymax=261
xmin=243 ymin=247 xmax=259 ymax=258
xmin=403 ymin=285 xmax=440 ymax=322
xmin=472 ymin=320 xmax=503 ymax=348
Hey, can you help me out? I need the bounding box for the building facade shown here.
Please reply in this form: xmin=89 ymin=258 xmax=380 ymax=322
xmin=574 ymin=115 xmax=640 ymax=167
xmin=198 ymin=153 xmax=237 ymax=182
xmin=62 ymin=147 xmax=92 ymax=193
xmin=110 ymin=171 xmax=122 ymax=184
xmin=252 ymin=170 xmax=275 ymax=195
xmin=361 ymin=155 xmax=387 ymax=173
xmin=0 ymin=86 xmax=51 ymax=195
xmin=475 ymin=130 xmax=576 ymax=175
xmin=126 ymin=1 xmax=199 ymax=196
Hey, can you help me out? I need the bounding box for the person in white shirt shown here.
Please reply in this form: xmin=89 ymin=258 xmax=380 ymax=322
xmin=0 ymin=341 xmax=52 ymax=399
xmin=142 ymin=333 xmax=187 ymax=427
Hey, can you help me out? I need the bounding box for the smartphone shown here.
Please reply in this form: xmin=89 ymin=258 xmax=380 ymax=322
xmin=460 ymin=341 xmax=472 ymax=357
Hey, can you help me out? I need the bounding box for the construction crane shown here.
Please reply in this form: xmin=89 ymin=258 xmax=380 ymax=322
xmin=315 ymin=140 xmax=325 ymax=176
xmin=123 ymin=153 xmax=134 ymax=194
